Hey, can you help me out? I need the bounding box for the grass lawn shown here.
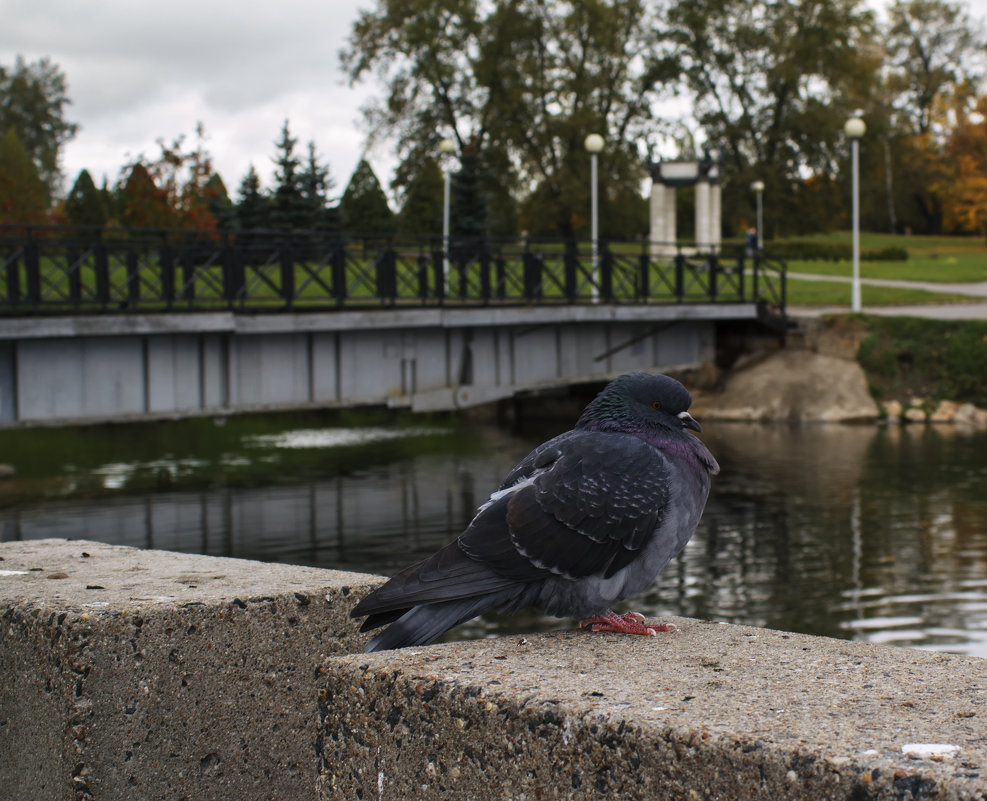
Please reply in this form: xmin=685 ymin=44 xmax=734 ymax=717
xmin=785 ymin=277 xmax=975 ymax=307
xmin=777 ymin=231 xmax=987 ymax=284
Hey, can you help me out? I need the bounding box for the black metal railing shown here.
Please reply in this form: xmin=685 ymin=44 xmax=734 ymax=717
xmin=0 ymin=225 xmax=786 ymax=319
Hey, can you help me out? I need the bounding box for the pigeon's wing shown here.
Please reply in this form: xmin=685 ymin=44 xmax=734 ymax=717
xmin=461 ymin=431 xmax=670 ymax=581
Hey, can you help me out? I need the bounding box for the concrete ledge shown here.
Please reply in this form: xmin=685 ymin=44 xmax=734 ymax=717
xmin=0 ymin=539 xmax=383 ymax=801
xmin=318 ymin=618 xmax=987 ymax=801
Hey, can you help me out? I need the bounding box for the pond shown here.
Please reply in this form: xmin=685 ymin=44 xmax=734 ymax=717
xmin=2 ymin=411 xmax=986 ymax=657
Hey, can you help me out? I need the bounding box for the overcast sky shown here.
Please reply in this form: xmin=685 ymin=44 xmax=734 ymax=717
xmin=3 ymin=0 xmax=987 ymax=202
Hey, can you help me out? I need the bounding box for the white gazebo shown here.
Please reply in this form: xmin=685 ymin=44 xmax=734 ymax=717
xmin=648 ymin=149 xmax=722 ymax=257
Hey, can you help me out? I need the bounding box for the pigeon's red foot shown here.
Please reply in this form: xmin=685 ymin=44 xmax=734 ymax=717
xmin=578 ymin=610 xmax=675 ymax=636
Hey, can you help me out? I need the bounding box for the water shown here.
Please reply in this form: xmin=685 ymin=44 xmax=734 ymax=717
xmin=2 ymin=413 xmax=987 ymax=657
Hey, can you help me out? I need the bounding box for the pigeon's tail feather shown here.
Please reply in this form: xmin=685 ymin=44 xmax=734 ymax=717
xmin=364 ymin=596 xmax=500 ymax=652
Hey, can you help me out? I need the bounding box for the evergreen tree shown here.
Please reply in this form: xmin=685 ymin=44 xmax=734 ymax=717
xmin=118 ymin=163 xmax=173 ymax=229
xmin=340 ymin=159 xmax=394 ymax=235
xmin=298 ymin=140 xmax=337 ymax=232
xmin=0 ymin=127 xmax=48 ymax=224
xmin=397 ymin=157 xmax=444 ymax=237
xmin=450 ymin=138 xmax=487 ymax=249
xmin=203 ymin=173 xmax=235 ymax=230
xmin=64 ymin=169 xmax=108 ymax=227
xmin=236 ymin=165 xmax=269 ymax=230
xmin=269 ymin=120 xmax=307 ymax=230
xmin=0 ymin=56 xmax=78 ymax=203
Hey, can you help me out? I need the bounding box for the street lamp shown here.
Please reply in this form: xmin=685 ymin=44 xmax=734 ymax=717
xmin=844 ymin=114 xmax=866 ymax=313
xmin=585 ymin=133 xmax=604 ymax=301
xmin=750 ymin=180 xmax=765 ymax=251
xmin=439 ymin=138 xmax=456 ymax=296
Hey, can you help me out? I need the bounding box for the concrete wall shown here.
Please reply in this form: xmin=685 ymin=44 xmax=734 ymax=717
xmin=0 ymin=305 xmax=739 ymax=425
xmin=3 ymin=539 xmax=986 ymax=801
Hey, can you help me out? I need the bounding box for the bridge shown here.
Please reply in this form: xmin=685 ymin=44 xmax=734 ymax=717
xmin=0 ymin=225 xmax=786 ymax=425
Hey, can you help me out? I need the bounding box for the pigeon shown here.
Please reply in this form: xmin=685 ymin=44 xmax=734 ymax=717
xmin=350 ymin=371 xmax=720 ymax=652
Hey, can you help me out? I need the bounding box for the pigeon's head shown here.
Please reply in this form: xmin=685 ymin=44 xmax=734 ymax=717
xmin=576 ymin=372 xmax=702 ymax=434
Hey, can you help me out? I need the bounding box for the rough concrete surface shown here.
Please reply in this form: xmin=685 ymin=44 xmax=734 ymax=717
xmin=0 ymin=539 xmax=383 ymax=801
xmin=319 ymin=617 xmax=987 ymax=801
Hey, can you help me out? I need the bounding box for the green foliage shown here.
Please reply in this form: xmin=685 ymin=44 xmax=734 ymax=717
xmin=64 ymin=169 xmax=108 ymax=227
xmin=204 ymin=174 xmax=235 ymax=230
xmin=340 ymin=159 xmax=395 ymax=234
xmin=856 ymin=317 xmax=987 ymax=406
xmin=0 ymin=126 xmax=48 ymax=224
xmin=236 ymin=165 xmax=270 ymax=230
xmin=0 ymin=56 xmax=78 ymax=204
xmin=270 ymin=120 xmax=309 ymax=231
xmin=769 ymin=241 xmax=909 ymax=261
xmin=118 ymin=163 xmax=174 ymax=229
xmin=397 ymin=157 xmax=444 ymax=236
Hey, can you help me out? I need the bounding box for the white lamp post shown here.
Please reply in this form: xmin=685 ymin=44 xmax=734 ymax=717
xmin=844 ymin=115 xmax=866 ymax=313
xmin=750 ymin=180 xmax=765 ymax=251
xmin=439 ymin=138 xmax=456 ymax=296
xmin=585 ymin=133 xmax=604 ymax=301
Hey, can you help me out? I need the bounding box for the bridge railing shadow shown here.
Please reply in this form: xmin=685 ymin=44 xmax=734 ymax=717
xmin=0 ymin=225 xmax=786 ymax=319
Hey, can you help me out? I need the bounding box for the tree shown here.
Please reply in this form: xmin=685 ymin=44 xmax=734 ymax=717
xmin=340 ymin=159 xmax=395 ymax=234
xmin=667 ymin=0 xmax=880 ymax=238
xmin=269 ymin=120 xmax=308 ymax=230
xmin=118 ymin=163 xmax=174 ymax=229
xmin=298 ymin=140 xmax=338 ymax=233
xmin=936 ymin=95 xmax=987 ymax=236
xmin=0 ymin=56 xmax=78 ymax=203
xmin=64 ymin=169 xmax=108 ymax=227
xmin=397 ymin=157 xmax=445 ymax=236
xmin=236 ymin=165 xmax=269 ymax=230
xmin=882 ymin=0 xmax=986 ymax=233
xmin=203 ymin=173 xmax=235 ymax=230
xmin=342 ymin=0 xmax=680 ymax=239
xmin=0 ymin=127 xmax=48 ymax=224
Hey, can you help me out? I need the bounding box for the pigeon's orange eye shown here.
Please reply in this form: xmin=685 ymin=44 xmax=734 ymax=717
xmin=651 ymin=401 xmax=662 ymax=411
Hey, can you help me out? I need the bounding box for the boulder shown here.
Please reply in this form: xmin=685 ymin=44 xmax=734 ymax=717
xmin=705 ymin=350 xmax=879 ymax=423
xmin=930 ymin=400 xmax=959 ymax=423
xmin=883 ymin=399 xmax=903 ymax=423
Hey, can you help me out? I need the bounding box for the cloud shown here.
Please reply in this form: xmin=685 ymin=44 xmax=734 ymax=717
xmin=0 ymin=0 xmax=387 ymax=197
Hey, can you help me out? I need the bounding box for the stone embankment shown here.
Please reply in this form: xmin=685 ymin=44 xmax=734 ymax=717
xmin=3 ymin=539 xmax=987 ymax=801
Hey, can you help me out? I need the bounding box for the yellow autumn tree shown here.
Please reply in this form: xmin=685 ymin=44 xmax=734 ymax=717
xmin=936 ymin=94 xmax=987 ymax=237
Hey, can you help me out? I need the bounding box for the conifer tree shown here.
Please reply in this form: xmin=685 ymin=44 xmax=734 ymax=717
xmin=269 ymin=120 xmax=307 ymax=230
xmin=64 ymin=169 xmax=108 ymax=227
xmin=298 ymin=140 xmax=337 ymax=232
xmin=204 ymin=173 xmax=235 ymax=230
xmin=236 ymin=165 xmax=269 ymax=230
xmin=340 ymin=159 xmax=394 ymax=235
xmin=397 ymin=157 xmax=444 ymax=237
xmin=0 ymin=126 xmax=48 ymax=224
xmin=118 ymin=163 xmax=173 ymax=228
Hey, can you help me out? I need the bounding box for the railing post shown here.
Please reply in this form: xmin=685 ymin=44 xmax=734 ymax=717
xmin=432 ymin=248 xmax=445 ymax=303
xmin=160 ymin=234 xmax=175 ymax=308
xmin=479 ymin=246 xmax=491 ymax=303
xmin=68 ymin=248 xmax=83 ymax=305
xmin=417 ymin=251 xmax=430 ymax=301
xmin=126 ymin=249 xmax=140 ymax=305
xmin=376 ymin=246 xmax=397 ymax=304
xmin=639 ymin=241 xmax=649 ymax=301
xmin=495 ymin=254 xmax=506 ymax=300
xmin=280 ymin=238 xmax=295 ymax=307
xmin=523 ymin=250 xmax=542 ymax=300
xmin=95 ymin=236 xmax=110 ymax=306
xmin=752 ymin=252 xmax=760 ymax=302
xmin=25 ymin=234 xmax=40 ymax=305
xmin=564 ymin=242 xmax=577 ymax=302
xmin=674 ymin=251 xmax=685 ymax=302
xmin=738 ymin=252 xmax=745 ymax=301
xmin=708 ymin=253 xmax=718 ymax=301
xmin=600 ymin=244 xmax=613 ymax=301
xmin=4 ymin=250 xmax=21 ymax=305
xmin=331 ymin=243 xmax=347 ymax=306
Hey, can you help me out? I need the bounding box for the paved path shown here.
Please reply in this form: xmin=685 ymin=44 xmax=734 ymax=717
xmin=787 ymin=271 xmax=987 ymax=319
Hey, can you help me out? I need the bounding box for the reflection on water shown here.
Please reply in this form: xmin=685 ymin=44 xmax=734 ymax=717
xmin=3 ymin=417 xmax=987 ymax=657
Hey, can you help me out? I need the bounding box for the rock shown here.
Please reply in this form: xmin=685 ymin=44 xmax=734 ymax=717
xmin=975 ymin=408 xmax=987 ymax=431
xmin=953 ymin=403 xmax=979 ymax=427
xmin=883 ymin=400 xmax=903 ymax=423
xmin=904 ymin=407 xmax=927 ymax=423
xmin=705 ymin=350 xmax=879 ymax=423
xmin=0 ymin=464 xmax=14 ymax=480
xmin=930 ymin=400 xmax=959 ymax=423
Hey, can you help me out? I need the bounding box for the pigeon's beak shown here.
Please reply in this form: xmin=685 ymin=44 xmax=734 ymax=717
xmin=677 ymin=411 xmax=702 ymax=433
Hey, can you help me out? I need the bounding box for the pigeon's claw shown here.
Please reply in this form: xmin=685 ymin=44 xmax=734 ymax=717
xmin=579 ymin=610 xmax=675 ymax=637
